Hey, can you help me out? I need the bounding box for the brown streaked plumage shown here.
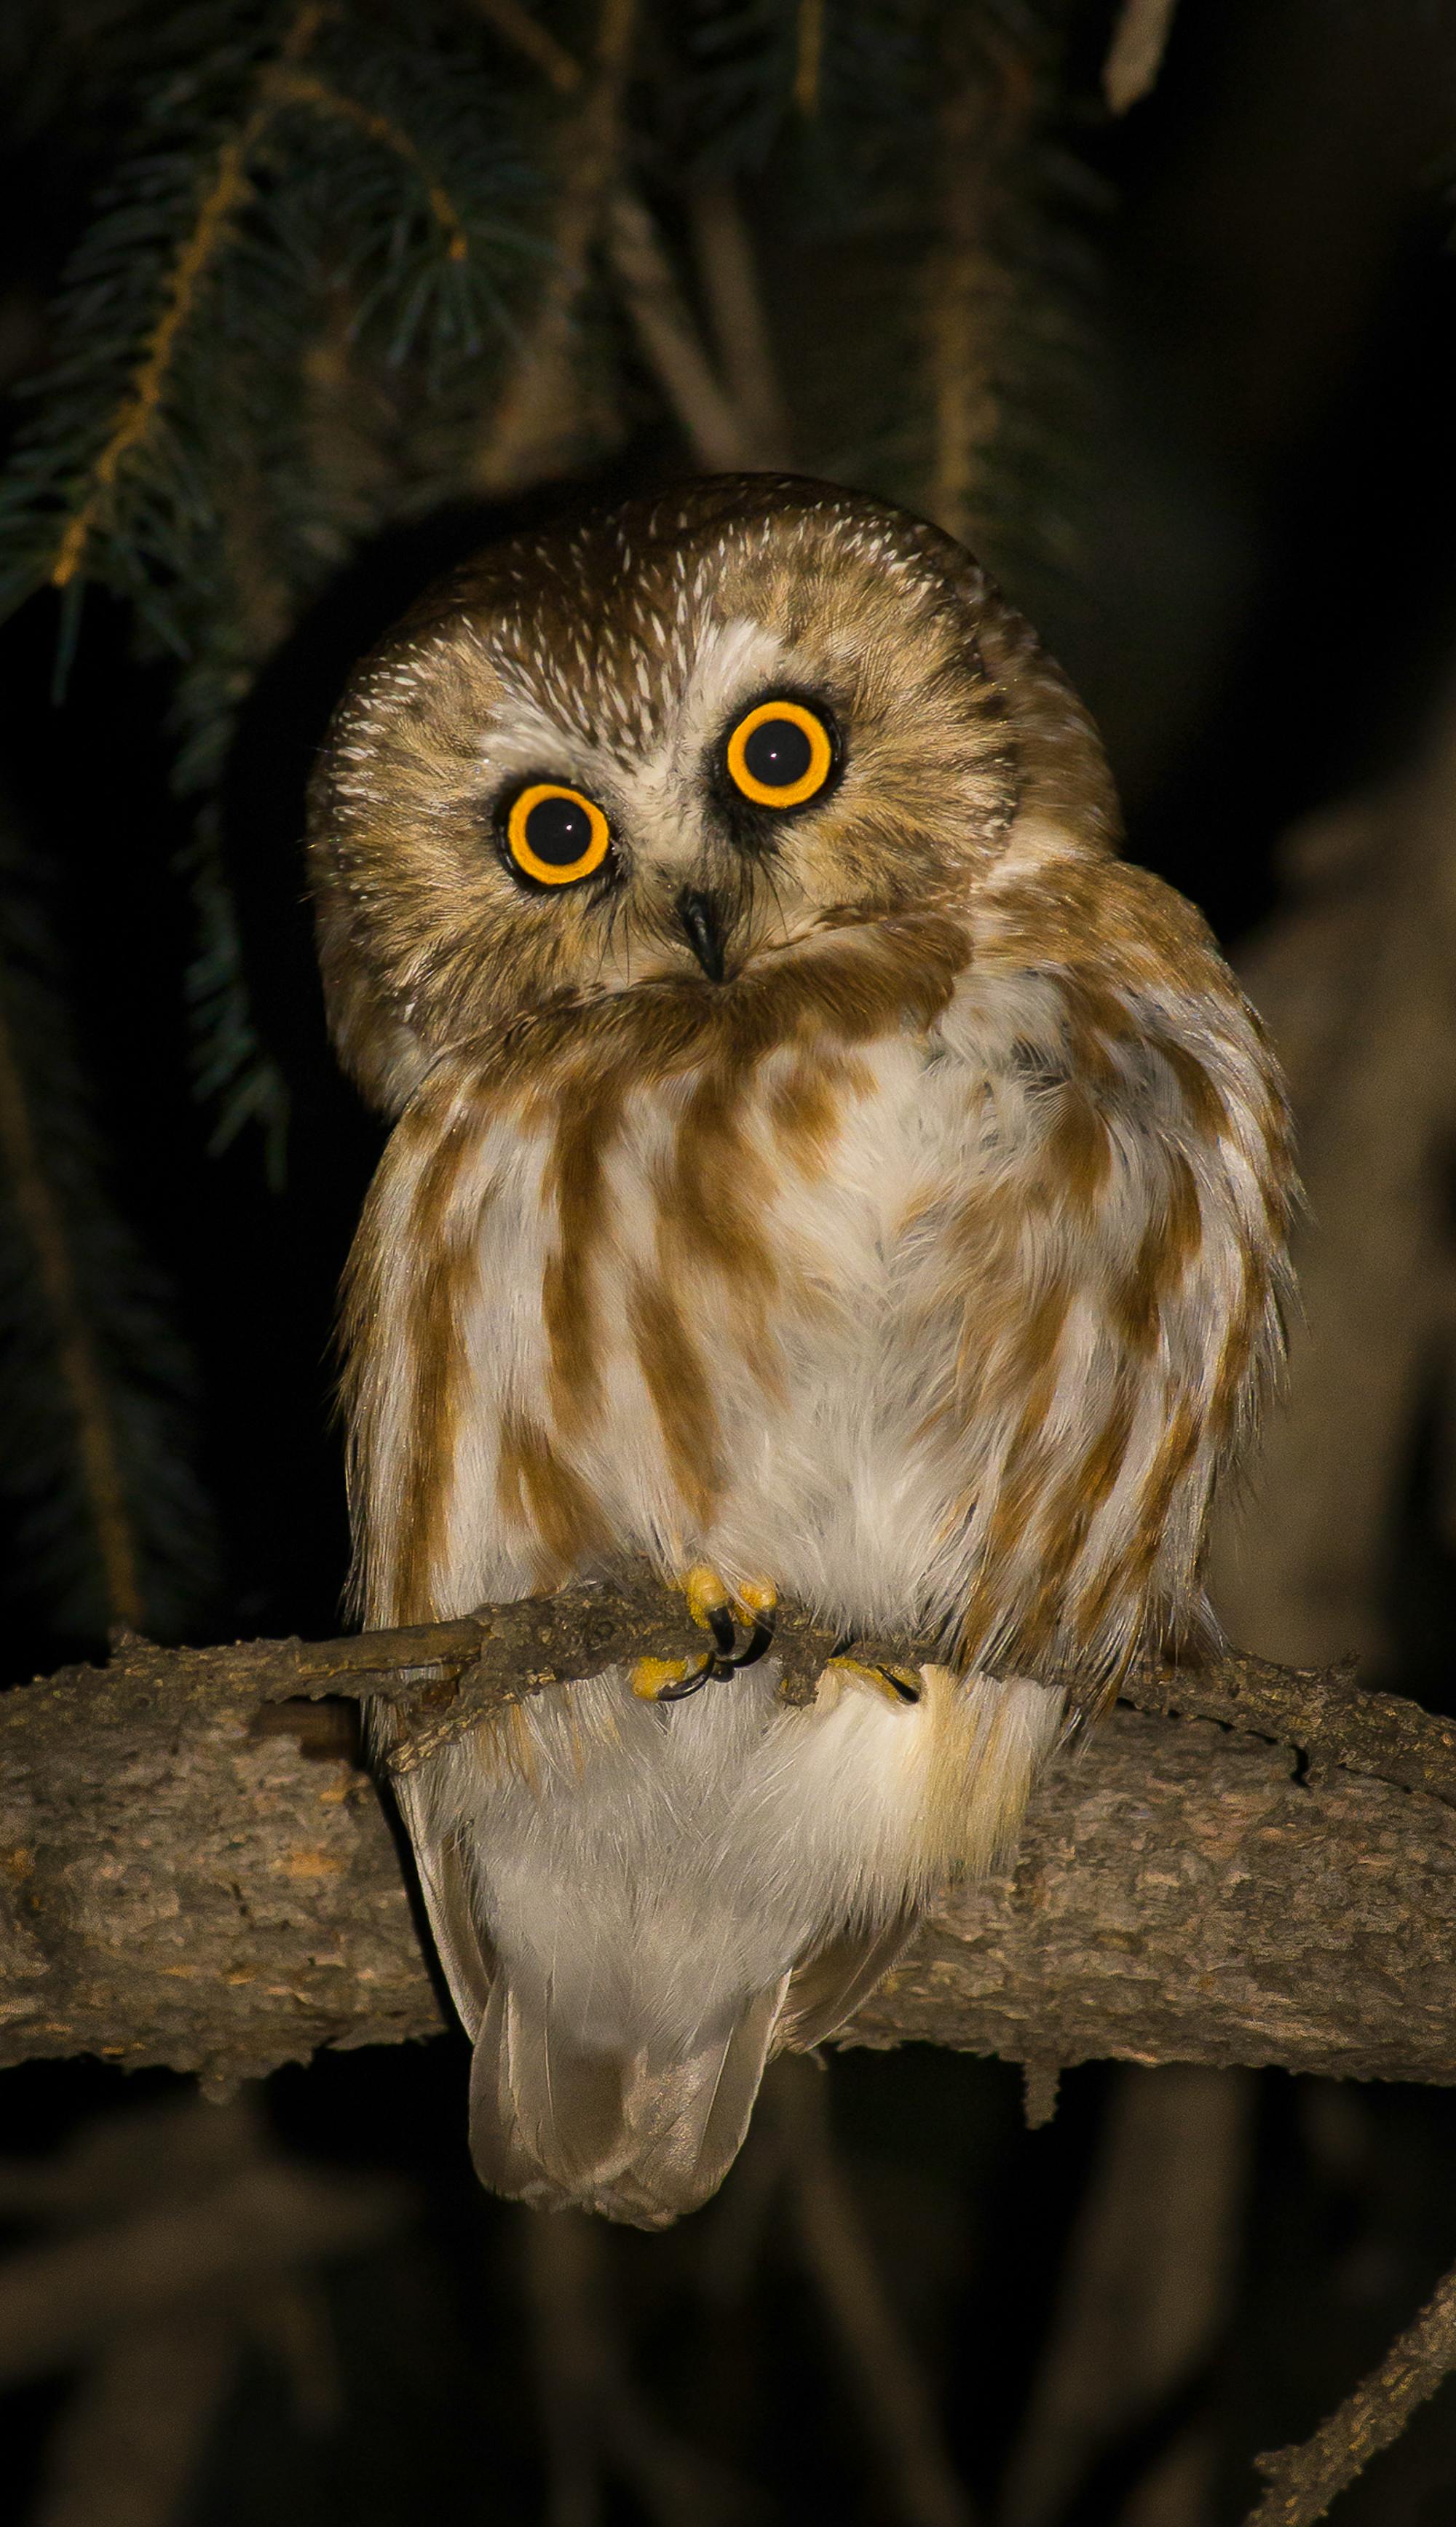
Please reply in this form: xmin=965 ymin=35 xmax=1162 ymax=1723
xmin=311 ymin=475 xmax=1295 ymax=2226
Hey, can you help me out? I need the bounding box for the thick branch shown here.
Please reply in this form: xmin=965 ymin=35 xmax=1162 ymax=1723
xmin=4 ymin=1571 xmax=1456 ymax=2090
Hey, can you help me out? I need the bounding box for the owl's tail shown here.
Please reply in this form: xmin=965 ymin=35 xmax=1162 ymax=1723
xmin=464 ymin=1916 xmax=919 ymax=2228
xmin=394 ymin=1653 xmax=1065 ymax=2223
xmin=468 ymin=1969 xmax=786 ymax=2228
xmin=415 ymin=1827 xmax=916 ymax=2227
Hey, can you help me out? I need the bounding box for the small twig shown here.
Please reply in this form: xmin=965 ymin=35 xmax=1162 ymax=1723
xmin=474 ymin=0 xmax=636 ymax=493
xmin=271 ymin=71 xmax=470 ymax=260
xmin=927 ymin=37 xmax=1032 ymax=548
xmin=1103 ymin=0 xmax=1181 ymax=114
xmin=280 ymin=1563 xmax=844 ymax=1767
xmin=1243 ymin=2242 xmax=1456 ymax=2526
xmin=687 ymin=183 xmax=792 ymax=465
xmin=308 ymin=1583 xmax=1456 ymax=1823
xmin=794 ymin=0 xmax=825 ymax=116
xmin=773 ymin=2057 xmax=977 ymax=2527
xmin=0 ymin=969 xmax=141 ymax=1628
xmin=523 ymin=2212 xmax=606 ymax=2527
xmin=79 ymin=1558 xmax=1456 ymax=1822
xmin=521 ymin=2210 xmax=755 ymax=2527
xmin=998 ymin=2067 xmax=1254 ymax=2527
xmin=468 ymin=0 xmax=582 ymax=92
xmin=31 ymin=1542 xmax=1456 ymax=1824
xmin=605 ymin=191 xmax=759 ymax=470
xmin=31 ymin=2315 xmax=237 ymax=2527
xmin=49 ymin=0 xmax=327 ymax=588
xmin=0 ymin=2160 xmax=400 ymax=2388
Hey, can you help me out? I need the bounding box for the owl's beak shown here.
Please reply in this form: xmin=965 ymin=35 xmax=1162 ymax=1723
xmin=676 ymin=887 xmax=728 ymax=984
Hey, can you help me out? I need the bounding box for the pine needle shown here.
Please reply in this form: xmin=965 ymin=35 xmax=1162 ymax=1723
xmin=50 ymin=1 xmax=329 ymax=592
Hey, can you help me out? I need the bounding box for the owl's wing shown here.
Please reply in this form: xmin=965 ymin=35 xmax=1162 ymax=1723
xmin=339 ymin=1059 xmax=569 ymax=1639
xmin=778 ymin=1910 xmax=920 ymax=2052
xmin=404 ymin=1800 xmax=495 ymax=2038
xmin=937 ymin=853 xmax=1295 ymax=1704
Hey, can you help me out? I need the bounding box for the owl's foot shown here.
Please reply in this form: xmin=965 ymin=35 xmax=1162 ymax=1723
xmin=630 ymin=1568 xmax=778 ymax=1702
xmin=684 ymin=1566 xmax=778 ymax=1669
xmin=826 ymin=1651 xmax=922 ymax=1707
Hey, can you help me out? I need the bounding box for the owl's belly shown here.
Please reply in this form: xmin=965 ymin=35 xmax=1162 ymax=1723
xmin=515 ymin=1026 xmax=973 ymax=1637
xmin=698 ymin=1265 xmax=965 ymax=1634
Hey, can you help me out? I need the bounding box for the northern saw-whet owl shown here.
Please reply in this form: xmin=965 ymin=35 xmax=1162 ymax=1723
xmin=309 ymin=476 xmax=1294 ymax=2227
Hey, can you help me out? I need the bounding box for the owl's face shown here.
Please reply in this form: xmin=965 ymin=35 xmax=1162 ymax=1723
xmin=309 ymin=479 xmax=1075 ymax=1110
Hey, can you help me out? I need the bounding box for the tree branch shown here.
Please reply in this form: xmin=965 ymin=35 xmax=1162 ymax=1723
xmin=1243 ymin=2242 xmax=1456 ymax=2526
xmin=47 ymin=1 xmax=329 ymax=590
xmin=604 ymin=191 xmax=761 ymax=472
xmin=1103 ymin=0 xmax=1181 ymax=115
xmin=4 ymin=1567 xmax=1456 ymax=2093
xmin=472 ymin=0 xmax=636 ymax=494
xmin=772 ymin=2057 xmax=976 ymax=2527
xmin=687 ymin=183 xmax=793 ymax=467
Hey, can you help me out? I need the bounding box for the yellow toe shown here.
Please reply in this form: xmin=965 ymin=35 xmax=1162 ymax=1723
xmin=678 ymin=1566 xmax=778 ymax=1629
xmin=681 ymin=1565 xmax=732 ymax=1631
xmin=826 ymin=1656 xmax=922 ymax=1707
xmin=631 ymin=1656 xmax=691 ymax=1700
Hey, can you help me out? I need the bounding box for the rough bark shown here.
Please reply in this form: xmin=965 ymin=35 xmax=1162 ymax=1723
xmin=849 ymin=1704 xmax=1456 ymax=2083
xmin=4 ymin=1572 xmax=1455 ymax=2091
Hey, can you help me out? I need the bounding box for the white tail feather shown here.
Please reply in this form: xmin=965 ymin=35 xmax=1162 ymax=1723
xmin=390 ymin=1660 xmax=1060 ymax=2224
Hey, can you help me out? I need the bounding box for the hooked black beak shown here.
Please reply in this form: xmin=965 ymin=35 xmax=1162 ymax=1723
xmin=676 ymin=887 xmax=728 ymax=984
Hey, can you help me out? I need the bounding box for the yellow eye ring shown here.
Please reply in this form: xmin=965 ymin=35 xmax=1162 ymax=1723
xmin=504 ymin=782 xmax=612 ymax=886
xmin=724 ymin=698 xmax=835 ymax=808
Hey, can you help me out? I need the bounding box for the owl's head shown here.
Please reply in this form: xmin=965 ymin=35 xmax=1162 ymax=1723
xmin=308 ymin=477 xmax=1117 ymax=1110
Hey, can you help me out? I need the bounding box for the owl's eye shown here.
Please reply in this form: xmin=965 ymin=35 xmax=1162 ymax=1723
xmin=724 ymin=698 xmax=836 ymax=809
xmin=502 ymin=783 xmax=612 ymax=887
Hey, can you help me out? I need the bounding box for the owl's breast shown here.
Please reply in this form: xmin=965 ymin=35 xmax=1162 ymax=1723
xmin=367 ymin=869 xmax=1286 ymax=1686
xmin=464 ymin=1000 xmax=970 ymax=1628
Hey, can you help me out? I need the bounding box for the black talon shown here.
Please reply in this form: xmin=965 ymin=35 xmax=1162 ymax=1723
xmin=879 ymin=1667 xmax=921 ymax=1704
xmin=727 ymin=1612 xmax=776 ymax=1672
xmin=655 ymin=1597 xmax=778 ymax=1703
xmin=826 ymin=1632 xmax=921 ymax=1703
xmin=654 ymin=1651 xmax=718 ymax=1703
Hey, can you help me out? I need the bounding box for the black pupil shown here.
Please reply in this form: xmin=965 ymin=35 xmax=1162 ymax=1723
xmin=742 ymin=714 xmax=815 ymax=789
xmin=523 ymin=793 xmax=594 ymax=865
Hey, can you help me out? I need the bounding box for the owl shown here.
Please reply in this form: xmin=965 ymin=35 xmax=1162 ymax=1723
xmin=308 ymin=476 xmax=1294 ymax=2227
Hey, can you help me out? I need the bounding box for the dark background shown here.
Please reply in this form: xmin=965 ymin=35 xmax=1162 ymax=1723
xmin=7 ymin=4 xmax=1456 ymax=2521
